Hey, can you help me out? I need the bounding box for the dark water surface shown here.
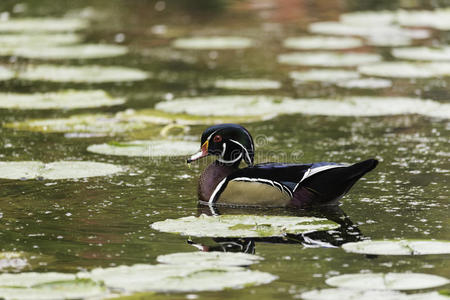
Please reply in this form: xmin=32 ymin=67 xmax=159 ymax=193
xmin=0 ymin=0 xmax=449 ymax=299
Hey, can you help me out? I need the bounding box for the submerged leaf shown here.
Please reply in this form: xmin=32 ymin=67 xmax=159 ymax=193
xmin=150 ymin=214 xmax=339 ymax=238
xmin=87 ymin=140 xmax=198 ymax=157
xmin=278 ymin=52 xmax=382 ymax=67
xmin=342 ymin=240 xmax=450 ymax=255
xmin=0 ymin=161 xmax=122 ymax=180
xmin=17 ymin=65 xmax=149 ymax=83
xmin=0 ymin=90 xmax=125 ymax=110
xmin=172 ymin=36 xmax=254 ymax=50
xmin=325 ymin=273 xmax=450 ymax=291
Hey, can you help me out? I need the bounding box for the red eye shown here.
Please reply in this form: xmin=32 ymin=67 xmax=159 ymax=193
xmin=213 ymin=135 xmax=222 ymax=143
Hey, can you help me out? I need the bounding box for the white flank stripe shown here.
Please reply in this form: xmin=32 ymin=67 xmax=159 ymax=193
xmin=209 ymin=178 xmax=227 ymax=204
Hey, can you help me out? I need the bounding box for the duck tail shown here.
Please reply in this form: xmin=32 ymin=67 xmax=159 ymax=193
xmin=299 ymin=158 xmax=378 ymax=204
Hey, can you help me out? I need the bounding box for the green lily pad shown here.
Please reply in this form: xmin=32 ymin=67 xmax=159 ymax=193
xmin=283 ymin=36 xmax=362 ymax=50
xmin=17 ymin=65 xmax=149 ymax=83
xmin=289 ymin=69 xmax=360 ymax=83
xmin=150 ymin=214 xmax=339 ymax=238
xmin=0 ymin=90 xmax=125 ymax=110
xmin=214 ymin=79 xmax=281 ymax=90
xmin=0 ymin=279 xmax=107 ymax=300
xmin=301 ymin=289 xmax=449 ymax=300
xmin=278 ymin=52 xmax=382 ymax=67
xmin=172 ymin=36 xmax=254 ymax=50
xmin=359 ymin=62 xmax=450 ymax=78
xmin=308 ymin=21 xmax=430 ymax=39
xmin=325 ymin=273 xmax=450 ymax=291
xmin=87 ymin=140 xmax=198 ymax=157
xmin=116 ymin=108 xmax=269 ymax=125
xmin=156 ymin=251 xmax=263 ymax=267
xmin=392 ymin=47 xmax=450 ymax=61
xmin=154 ymin=95 xmax=449 ymax=119
xmin=82 ymin=263 xmax=276 ymax=293
xmin=5 ymin=113 xmax=149 ymax=133
xmin=0 ymin=66 xmax=13 ymax=81
xmin=0 ymin=18 xmax=89 ymax=32
xmin=13 ymin=44 xmax=128 ymax=60
xmin=342 ymin=240 xmax=450 ymax=255
xmin=0 ymin=161 xmax=122 ymax=180
xmin=336 ymin=78 xmax=392 ymax=89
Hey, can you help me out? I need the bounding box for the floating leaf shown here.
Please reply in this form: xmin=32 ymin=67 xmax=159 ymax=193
xmin=151 ymin=214 xmax=339 ymax=238
xmin=392 ymin=47 xmax=450 ymax=61
xmin=308 ymin=21 xmax=430 ymax=39
xmin=0 ymin=18 xmax=89 ymax=32
xmin=325 ymin=273 xmax=450 ymax=291
xmin=5 ymin=113 xmax=149 ymax=133
xmin=283 ymin=36 xmax=362 ymax=50
xmin=342 ymin=240 xmax=450 ymax=255
xmin=17 ymin=65 xmax=149 ymax=83
xmin=366 ymin=35 xmax=412 ymax=47
xmin=0 ymin=66 xmax=13 ymax=81
xmin=359 ymin=62 xmax=450 ymax=78
xmin=0 ymin=161 xmax=122 ymax=180
xmin=13 ymin=44 xmax=128 ymax=60
xmin=156 ymin=251 xmax=263 ymax=267
xmin=116 ymin=109 xmax=269 ymax=125
xmin=278 ymin=52 xmax=382 ymax=67
xmin=0 ymin=272 xmax=76 ymax=288
xmin=336 ymin=78 xmax=392 ymax=89
xmin=82 ymin=263 xmax=276 ymax=293
xmin=154 ymin=95 xmax=449 ymax=119
xmin=301 ymin=289 xmax=449 ymax=300
xmin=172 ymin=36 xmax=254 ymax=50
xmin=0 ymin=90 xmax=125 ymax=110
xmin=340 ymin=10 xmax=396 ymax=25
xmin=214 ymin=79 xmax=281 ymax=90
xmin=87 ymin=140 xmax=198 ymax=157
xmin=289 ymin=69 xmax=359 ymax=83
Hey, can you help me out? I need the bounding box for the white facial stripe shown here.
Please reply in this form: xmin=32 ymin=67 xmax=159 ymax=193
xmin=229 ymin=139 xmax=252 ymax=165
xmin=209 ymin=177 xmax=227 ymax=204
xmin=217 ymin=152 xmax=243 ymax=164
xmin=206 ymin=129 xmax=219 ymax=144
xmin=221 ymin=142 xmax=227 ymax=157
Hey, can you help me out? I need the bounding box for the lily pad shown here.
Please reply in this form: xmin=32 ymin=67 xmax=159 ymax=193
xmin=0 ymin=33 xmax=82 ymax=55
xmin=17 ymin=65 xmax=149 ymax=83
xmin=116 ymin=108 xmax=269 ymax=125
xmin=0 ymin=90 xmax=125 ymax=110
xmin=0 ymin=279 xmax=107 ymax=300
xmin=82 ymin=264 xmax=276 ymax=293
xmin=214 ymin=79 xmax=281 ymax=90
xmin=342 ymin=240 xmax=450 ymax=255
xmin=289 ymin=69 xmax=360 ymax=83
xmin=277 ymin=52 xmax=382 ymax=67
xmin=150 ymin=214 xmax=339 ymax=238
xmin=0 ymin=66 xmax=13 ymax=81
xmin=359 ymin=62 xmax=450 ymax=78
xmin=0 ymin=161 xmax=122 ymax=180
xmin=156 ymin=251 xmax=263 ymax=267
xmin=172 ymin=36 xmax=254 ymax=50
xmin=13 ymin=44 xmax=128 ymax=60
xmin=5 ymin=113 xmax=149 ymax=133
xmin=0 ymin=252 xmax=29 ymax=271
xmin=308 ymin=21 xmax=430 ymax=40
xmin=392 ymin=47 xmax=450 ymax=61
xmin=340 ymin=10 xmax=396 ymax=25
xmin=283 ymin=36 xmax=362 ymax=50
xmin=325 ymin=273 xmax=450 ymax=291
xmin=0 ymin=272 xmax=76 ymax=287
xmin=0 ymin=18 xmax=89 ymax=32
xmin=87 ymin=140 xmax=199 ymax=157
xmin=366 ymin=35 xmax=412 ymax=47
xmin=301 ymin=289 xmax=449 ymax=300
xmin=154 ymin=95 xmax=450 ymax=119
xmin=336 ymin=78 xmax=392 ymax=89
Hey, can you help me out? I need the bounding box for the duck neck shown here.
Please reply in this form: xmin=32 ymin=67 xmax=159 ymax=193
xmin=198 ymin=160 xmax=240 ymax=202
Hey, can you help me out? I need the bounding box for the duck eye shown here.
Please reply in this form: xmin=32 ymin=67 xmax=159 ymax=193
xmin=213 ymin=135 xmax=222 ymax=143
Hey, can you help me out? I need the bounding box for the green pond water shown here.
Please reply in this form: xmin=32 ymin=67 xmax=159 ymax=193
xmin=0 ymin=0 xmax=449 ymax=299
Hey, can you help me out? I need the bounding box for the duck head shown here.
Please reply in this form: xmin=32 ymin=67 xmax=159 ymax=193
xmin=187 ymin=124 xmax=254 ymax=166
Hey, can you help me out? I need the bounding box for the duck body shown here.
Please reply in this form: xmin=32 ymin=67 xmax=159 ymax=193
xmin=189 ymin=124 xmax=378 ymax=208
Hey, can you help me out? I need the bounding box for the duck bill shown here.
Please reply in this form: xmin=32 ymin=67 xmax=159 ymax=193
xmin=187 ymin=141 xmax=209 ymax=163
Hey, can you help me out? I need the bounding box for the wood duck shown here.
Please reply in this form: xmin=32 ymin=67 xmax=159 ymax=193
xmin=187 ymin=124 xmax=378 ymax=208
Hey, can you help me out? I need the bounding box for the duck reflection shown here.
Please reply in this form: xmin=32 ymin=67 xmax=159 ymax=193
xmin=187 ymin=204 xmax=364 ymax=254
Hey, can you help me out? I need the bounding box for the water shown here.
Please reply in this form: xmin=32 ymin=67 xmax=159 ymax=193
xmin=0 ymin=0 xmax=449 ymax=299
